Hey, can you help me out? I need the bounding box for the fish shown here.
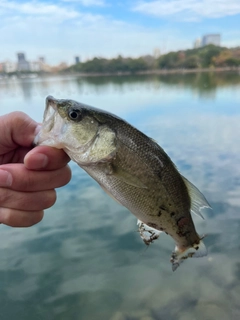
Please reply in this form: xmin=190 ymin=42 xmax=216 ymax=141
xmin=34 ymin=96 xmax=211 ymax=271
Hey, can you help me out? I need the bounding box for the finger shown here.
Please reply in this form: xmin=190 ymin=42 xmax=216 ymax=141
xmin=0 ymin=163 xmax=71 ymax=191
xmin=0 ymin=112 xmax=39 ymax=154
xmin=0 ymin=208 xmax=44 ymax=227
xmin=0 ymin=147 xmax=32 ymax=165
xmin=0 ymin=188 xmax=57 ymax=211
xmin=24 ymin=146 xmax=70 ymax=170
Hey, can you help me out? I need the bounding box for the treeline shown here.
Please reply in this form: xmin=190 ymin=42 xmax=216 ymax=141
xmin=66 ymin=45 xmax=240 ymax=74
xmin=67 ymin=56 xmax=149 ymax=73
xmin=158 ymin=45 xmax=240 ymax=69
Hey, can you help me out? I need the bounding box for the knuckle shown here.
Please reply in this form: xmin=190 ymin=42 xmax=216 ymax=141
xmin=18 ymin=175 xmax=33 ymax=191
xmin=0 ymin=188 xmax=56 ymax=212
xmin=0 ymin=188 xmax=12 ymax=205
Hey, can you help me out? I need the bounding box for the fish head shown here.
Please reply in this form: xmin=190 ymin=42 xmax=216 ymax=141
xmin=34 ymin=96 xmax=116 ymax=164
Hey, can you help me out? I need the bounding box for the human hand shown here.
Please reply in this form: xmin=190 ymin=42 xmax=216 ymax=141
xmin=0 ymin=111 xmax=71 ymax=227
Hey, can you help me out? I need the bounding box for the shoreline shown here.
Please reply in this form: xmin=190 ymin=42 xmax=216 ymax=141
xmin=61 ymin=66 xmax=240 ymax=77
xmin=1 ymin=66 xmax=239 ymax=79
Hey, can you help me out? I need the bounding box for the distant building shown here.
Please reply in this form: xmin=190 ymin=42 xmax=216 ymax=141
xmin=75 ymin=56 xmax=80 ymax=64
xmin=29 ymin=61 xmax=41 ymax=72
xmin=39 ymin=56 xmax=45 ymax=64
xmin=3 ymin=61 xmax=17 ymax=73
xmin=202 ymin=34 xmax=221 ymax=47
xmin=37 ymin=57 xmax=51 ymax=71
xmin=194 ymin=38 xmax=202 ymax=48
xmin=17 ymin=52 xmax=30 ymax=71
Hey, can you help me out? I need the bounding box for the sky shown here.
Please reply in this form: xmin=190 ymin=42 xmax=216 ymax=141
xmin=0 ymin=0 xmax=240 ymax=65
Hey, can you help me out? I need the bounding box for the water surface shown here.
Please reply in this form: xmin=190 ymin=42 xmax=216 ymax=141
xmin=0 ymin=72 xmax=240 ymax=320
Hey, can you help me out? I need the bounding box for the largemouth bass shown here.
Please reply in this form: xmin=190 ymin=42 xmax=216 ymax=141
xmin=35 ymin=96 xmax=211 ymax=271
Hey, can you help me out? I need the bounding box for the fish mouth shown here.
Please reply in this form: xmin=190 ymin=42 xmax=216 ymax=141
xmin=42 ymin=95 xmax=60 ymax=135
xmin=43 ymin=95 xmax=58 ymax=123
xmin=34 ymin=95 xmax=67 ymax=148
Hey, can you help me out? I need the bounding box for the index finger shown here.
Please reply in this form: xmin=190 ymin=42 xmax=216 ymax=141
xmin=24 ymin=146 xmax=70 ymax=171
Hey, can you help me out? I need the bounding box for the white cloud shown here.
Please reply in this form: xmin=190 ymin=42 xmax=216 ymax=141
xmin=0 ymin=0 xmax=187 ymax=64
xmin=0 ymin=0 xmax=79 ymax=19
xmin=62 ymin=0 xmax=106 ymax=6
xmin=0 ymin=0 xmax=239 ymax=64
xmin=133 ymin=0 xmax=240 ymax=20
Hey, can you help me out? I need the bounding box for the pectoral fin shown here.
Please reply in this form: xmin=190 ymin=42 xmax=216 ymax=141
xmin=110 ymin=164 xmax=148 ymax=189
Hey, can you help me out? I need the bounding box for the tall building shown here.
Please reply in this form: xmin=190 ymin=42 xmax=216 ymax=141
xmin=75 ymin=56 xmax=80 ymax=64
xmin=17 ymin=52 xmax=30 ymax=71
xmin=202 ymin=34 xmax=221 ymax=47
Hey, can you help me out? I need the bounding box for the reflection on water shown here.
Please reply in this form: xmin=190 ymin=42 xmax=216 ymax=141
xmin=0 ymin=72 xmax=240 ymax=320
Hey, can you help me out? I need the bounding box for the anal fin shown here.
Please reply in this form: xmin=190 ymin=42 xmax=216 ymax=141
xmin=137 ymin=220 xmax=162 ymax=245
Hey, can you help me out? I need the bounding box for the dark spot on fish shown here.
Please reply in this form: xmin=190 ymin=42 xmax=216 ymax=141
xmin=158 ymin=205 xmax=167 ymax=216
xmin=156 ymin=171 xmax=162 ymax=180
xmin=177 ymin=230 xmax=190 ymax=237
xmin=177 ymin=216 xmax=184 ymax=225
xmin=177 ymin=231 xmax=184 ymax=237
xmin=170 ymin=212 xmax=176 ymax=217
xmin=157 ymin=211 xmax=162 ymax=217
xmin=146 ymin=222 xmax=158 ymax=229
xmin=159 ymin=205 xmax=166 ymax=211
xmin=195 ymin=246 xmax=199 ymax=250
xmin=177 ymin=216 xmax=190 ymax=228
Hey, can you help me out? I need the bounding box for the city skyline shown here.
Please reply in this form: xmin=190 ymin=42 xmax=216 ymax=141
xmin=0 ymin=0 xmax=240 ymax=65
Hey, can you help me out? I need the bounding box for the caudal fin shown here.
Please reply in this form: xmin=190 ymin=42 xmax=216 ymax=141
xmin=170 ymin=238 xmax=207 ymax=271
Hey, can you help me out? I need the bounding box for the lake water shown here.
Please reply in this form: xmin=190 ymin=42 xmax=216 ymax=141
xmin=0 ymin=72 xmax=240 ymax=320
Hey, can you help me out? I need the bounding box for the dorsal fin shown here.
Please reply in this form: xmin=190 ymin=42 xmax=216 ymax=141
xmin=181 ymin=175 xmax=211 ymax=219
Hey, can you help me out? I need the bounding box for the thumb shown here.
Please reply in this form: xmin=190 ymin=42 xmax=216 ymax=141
xmin=0 ymin=112 xmax=40 ymax=154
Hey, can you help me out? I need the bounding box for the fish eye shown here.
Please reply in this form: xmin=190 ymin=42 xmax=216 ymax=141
xmin=68 ymin=109 xmax=82 ymax=121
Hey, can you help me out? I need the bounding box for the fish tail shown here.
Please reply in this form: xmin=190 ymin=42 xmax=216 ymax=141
xmin=170 ymin=237 xmax=207 ymax=271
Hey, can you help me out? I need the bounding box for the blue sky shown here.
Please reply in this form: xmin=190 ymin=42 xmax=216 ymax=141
xmin=0 ymin=0 xmax=240 ymax=65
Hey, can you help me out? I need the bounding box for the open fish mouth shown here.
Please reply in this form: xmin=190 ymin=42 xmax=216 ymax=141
xmin=43 ymin=96 xmax=57 ymax=123
xmin=34 ymin=96 xmax=67 ymax=148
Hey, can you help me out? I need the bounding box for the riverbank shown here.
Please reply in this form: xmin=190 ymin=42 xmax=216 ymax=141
xmin=62 ymin=66 xmax=240 ymax=77
xmin=1 ymin=66 xmax=239 ymax=81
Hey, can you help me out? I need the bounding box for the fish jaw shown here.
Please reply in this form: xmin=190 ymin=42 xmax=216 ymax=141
xmin=171 ymin=238 xmax=207 ymax=271
xmin=34 ymin=96 xmax=67 ymax=148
